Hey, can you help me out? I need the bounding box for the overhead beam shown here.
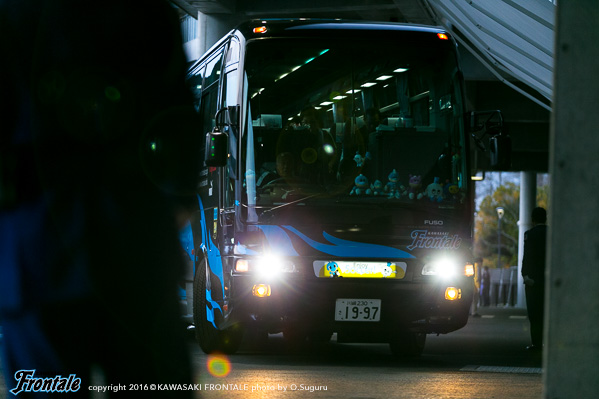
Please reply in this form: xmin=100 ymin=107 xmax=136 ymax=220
xmin=189 ymin=0 xmax=235 ymax=14
xmin=170 ymin=0 xmax=199 ymax=17
xmin=172 ymin=0 xmax=436 ymax=24
xmin=391 ymin=0 xmax=435 ymax=24
xmin=242 ymin=4 xmax=398 ymax=17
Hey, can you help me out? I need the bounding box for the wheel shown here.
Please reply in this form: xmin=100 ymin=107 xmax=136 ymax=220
xmin=193 ymin=258 xmax=242 ymax=354
xmin=389 ymin=332 xmax=426 ymax=357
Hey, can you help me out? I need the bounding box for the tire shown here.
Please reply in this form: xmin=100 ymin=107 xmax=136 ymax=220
xmin=389 ymin=332 xmax=426 ymax=357
xmin=193 ymin=257 xmax=242 ymax=354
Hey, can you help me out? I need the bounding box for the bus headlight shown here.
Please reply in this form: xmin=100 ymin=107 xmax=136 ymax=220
xmin=422 ymin=258 xmax=459 ymax=278
xmin=422 ymin=258 xmax=472 ymax=278
xmin=235 ymin=255 xmax=296 ymax=277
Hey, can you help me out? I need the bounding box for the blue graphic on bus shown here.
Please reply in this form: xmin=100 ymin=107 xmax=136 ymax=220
xmin=282 ymin=226 xmax=415 ymax=259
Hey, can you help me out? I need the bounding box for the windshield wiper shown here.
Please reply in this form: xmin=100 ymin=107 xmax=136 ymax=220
xmin=260 ymin=193 xmax=323 ymax=216
xmin=330 ymin=196 xmax=413 ymax=208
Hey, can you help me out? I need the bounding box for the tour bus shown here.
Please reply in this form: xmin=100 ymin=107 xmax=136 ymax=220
xmin=180 ymin=19 xmax=503 ymax=356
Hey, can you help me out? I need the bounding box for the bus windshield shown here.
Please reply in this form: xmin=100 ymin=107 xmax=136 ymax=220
xmin=242 ymin=36 xmax=467 ymax=222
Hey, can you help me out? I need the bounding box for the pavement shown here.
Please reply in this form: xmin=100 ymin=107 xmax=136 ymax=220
xmin=471 ymin=304 xmax=529 ymax=318
xmin=0 ymin=305 xmax=534 ymax=399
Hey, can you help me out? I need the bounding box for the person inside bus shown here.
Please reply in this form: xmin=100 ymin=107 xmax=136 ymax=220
xmin=257 ymin=151 xmax=296 ymax=186
xmin=364 ymin=107 xmax=383 ymax=133
xmin=280 ymin=106 xmax=336 ymax=185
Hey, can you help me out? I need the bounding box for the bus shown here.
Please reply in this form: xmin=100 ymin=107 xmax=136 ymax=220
xmin=180 ymin=19 xmax=497 ymax=356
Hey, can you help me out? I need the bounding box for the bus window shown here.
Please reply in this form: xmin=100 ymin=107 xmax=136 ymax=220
xmin=204 ymin=50 xmax=223 ymax=90
xmin=225 ymin=38 xmax=240 ymax=66
xmin=188 ymin=65 xmax=205 ymax=112
xmin=199 ymin=85 xmax=218 ymax=139
xmin=223 ymin=69 xmax=239 ymax=109
xmin=222 ymin=68 xmax=240 ymax=207
xmin=243 ymin=37 xmax=466 ymax=210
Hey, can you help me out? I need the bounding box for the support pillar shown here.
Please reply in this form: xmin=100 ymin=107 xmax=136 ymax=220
xmin=516 ymin=171 xmax=536 ymax=308
xmin=545 ymin=1 xmax=599 ymax=397
xmin=197 ymin=12 xmax=239 ymax=56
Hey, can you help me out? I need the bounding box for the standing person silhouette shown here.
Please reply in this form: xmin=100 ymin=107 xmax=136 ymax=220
xmin=480 ymin=266 xmax=491 ymax=307
xmin=0 ymin=0 xmax=199 ymax=396
xmin=521 ymin=207 xmax=548 ymax=351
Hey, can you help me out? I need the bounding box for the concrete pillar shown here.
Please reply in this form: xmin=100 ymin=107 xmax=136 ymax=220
xmin=182 ymin=12 xmax=234 ymax=63
xmin=197 ymin=12 xmax=239 ymax=56
xmin=545 ymin=1 xmax=599 ymax=398
xmin=516 ymin=171 xmax=536 ymax=308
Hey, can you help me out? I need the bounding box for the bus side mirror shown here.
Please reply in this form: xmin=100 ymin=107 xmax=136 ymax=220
xmin=468 ymin=110 xmax=512 ymax=170
xmin=489 ymin=133 xmax=512 ymax=169
xmin=204 ymin=127 xmax=228 ymax=167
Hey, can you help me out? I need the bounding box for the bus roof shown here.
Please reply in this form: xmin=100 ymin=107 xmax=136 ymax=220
xmin=237 ymin=18 xmax=449 ymax=39
xmin=189 ymin=18 xmax=454 ymax=74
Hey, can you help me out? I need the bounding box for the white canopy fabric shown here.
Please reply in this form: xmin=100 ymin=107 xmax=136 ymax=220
xmin=426 ymin=0 xmax=555 ymax=108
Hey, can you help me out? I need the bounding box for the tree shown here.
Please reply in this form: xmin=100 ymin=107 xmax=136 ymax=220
xmin=537 ymin=184 xmax=549 ymax=211
xmin=474 ymin=182 xmax=520 ymax=269
xmin=474 ymin=180 xmax=550 ymax=269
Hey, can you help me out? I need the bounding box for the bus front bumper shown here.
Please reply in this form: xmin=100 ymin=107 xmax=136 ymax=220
xmin=224 ymin=274 xmax=473 ymax=341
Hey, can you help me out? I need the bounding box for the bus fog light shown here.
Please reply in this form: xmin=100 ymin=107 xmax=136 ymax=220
xmin=252 ymin=284 xmax=271 ymax=298
xmin=445 ymin=287 xmax=461 ymax=301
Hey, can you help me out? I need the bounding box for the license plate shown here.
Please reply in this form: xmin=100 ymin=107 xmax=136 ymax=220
xmin=314 ymin=261 xmax=407 ymax=279
xmin=335 ymin=299 xmax=381 ymax=322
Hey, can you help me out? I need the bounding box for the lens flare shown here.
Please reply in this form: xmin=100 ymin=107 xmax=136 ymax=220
xmin=206 ymin=353 xmax=231 ymax=377
xmin=104 ymin=86 xmax=121 ymax=102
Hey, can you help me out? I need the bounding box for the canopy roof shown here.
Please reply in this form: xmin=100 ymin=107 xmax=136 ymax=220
xmin=427 ymin=0 xmax=555 ymax=107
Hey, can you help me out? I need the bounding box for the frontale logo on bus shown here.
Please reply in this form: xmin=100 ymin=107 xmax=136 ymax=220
xmin=407 ymin=229 xmax=462 ymax=251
